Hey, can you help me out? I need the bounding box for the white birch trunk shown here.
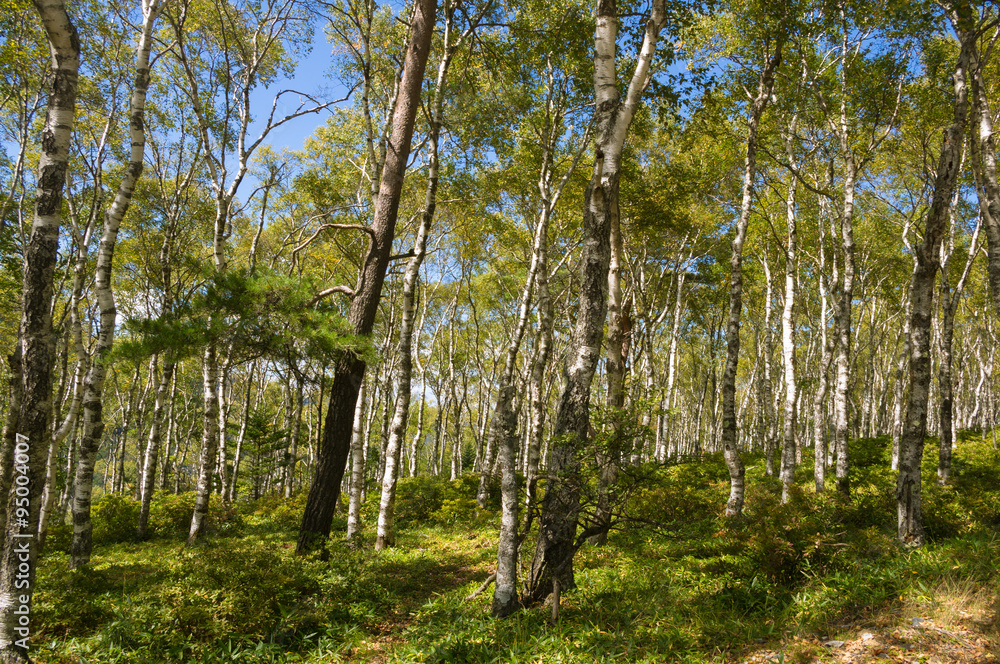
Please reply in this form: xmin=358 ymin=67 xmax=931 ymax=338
xmin=898 ymin=30 xmax=970 ymax=545
xmin=69 ymin=0 xmax=162 ymax=568
xmin=719 ymin=37 xmax=783 ymax=516
xmin=346 ymin=381 xmax=368 ymax=540
xmin=780 ymin=170 xmax=798 ymax=503
xmin=528 ymin=0 xmax=667 ymax=604
xmin=0 ymin=0 xmax=79 ymax=657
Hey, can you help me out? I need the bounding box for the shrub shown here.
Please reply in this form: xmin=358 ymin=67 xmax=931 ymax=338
xmin=241 ymin=491 xmax=308 ymax=531
xmin=92 ymin=494 xmax=141 ymax=544
xmin=431 ymin=496 xmax=484 ymax=525
xmin=147 ymin=491 xmax=239 ymax=539
xmin=371 ymin=472 xmax=497 ymax=529
xmin=736 ymin=486 xmax=847 ymax=584
xmin=625 ymin=462 xmax=725 ymax=535
xmin=848 ymin=435 xmax=892 ymax=469
xmin=392 ymin=476 xmax=447 ymax=527
xmin=147 ymin=491 xmax=197 ymax=536
xmin=45 ymin=520 xmax=73 ymax=554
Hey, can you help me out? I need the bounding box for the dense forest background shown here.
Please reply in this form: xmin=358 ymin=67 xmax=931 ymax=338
xmin=2 ymin=0 xmax=1000 ymax=661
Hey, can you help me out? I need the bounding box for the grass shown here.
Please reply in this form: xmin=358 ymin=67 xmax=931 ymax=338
xmin=29 ymin=431 xmax=1000 ymax=663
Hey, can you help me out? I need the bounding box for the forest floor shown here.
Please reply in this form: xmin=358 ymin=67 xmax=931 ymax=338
xmin=737 ymin=602 xmax=998 ymax=664
xmin=30 ymin=433 xmax=1000 ymax=663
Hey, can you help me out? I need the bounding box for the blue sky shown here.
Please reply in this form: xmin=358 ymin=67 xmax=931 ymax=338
xmin=246 ymin=23 xmax=346 ymax=157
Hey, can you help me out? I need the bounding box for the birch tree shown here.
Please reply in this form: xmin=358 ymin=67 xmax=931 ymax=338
xmin=375 ymin=0 xmax=490 ymax=551
xmin=969 ymin=10 xmax=1000 ymax=314
xmin=0 ymin=0 xmax=78 ymax=657
xmin=69 ymin=0 xmax=166 ymax=569
xmin=525 ymin=0 xmax=667 ymax=605
xmin=493 ymin=43 xmax=592 ymax=614
xmin=897 ymin=20 xmax=971 ymax=546
xmin=712 ymin=23 xmax=784 ymax=516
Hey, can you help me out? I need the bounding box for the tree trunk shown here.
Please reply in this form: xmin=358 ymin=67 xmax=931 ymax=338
xmin=969 ymin=32 xmax=1000 ymax=313
xmin=346 ymin=381 xmax=368 ymax=540
xmin=137 ymin=359 xmax=174 ymax=539
xmin=891 ymin=299 xmax=911 ymax=471
xmin=188 ymin=344 xmax=219 ymax=544
xmin=69 ymin=0 xmax=160 ymax=568
xmin=780 ymin=170 xmax=798 ymax=503
xmin=937 ymin=219 xmax=979 ymax=483
xmin=719 ymin=38 xmax=783 ymax=516
xmin=376 ymin=23 xmax=457 ymax=548
xmin=526 ymin=0 xmax=667 ymax=604
xmin=494 ymin=72 xmax=585 ymax=611
xmin=228 ymin=363 xmax=255 ymax=503
xmin=898 ymin=31 xmax=969 ymax=546
xmin=523 ymin=231 xmax=554 ymax=525
xmin=590 ymin=186 xmax=626 ymax=545
xmin=662 ymin=256 xmax=688 ymax=461
xmin=0 ymin=1 xmax=78 ymax=657
xmin=296 ymin=0 xmax=437 ymax=553
xmin=284 ymin=370 xmax=303 ymax=498
xmin=216 ymin=359 xmax=231 ymax=503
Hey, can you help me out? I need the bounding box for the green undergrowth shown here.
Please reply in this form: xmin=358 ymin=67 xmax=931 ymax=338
xmin=32 ymin=432 xmax=1000 ymax=663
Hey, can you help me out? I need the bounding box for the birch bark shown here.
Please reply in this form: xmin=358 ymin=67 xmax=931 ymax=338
xmin=493 ymin=69 xmax=588 ymax=615
xmin=969 ymin=33 xmax=1000 ymax=313
xmin=897 ymin=27 xmax=970 ymax=545
xmin=780 ymin=169 xmax=798 ymax=503
xmin=70 ymin=0 xmax=163 ymax=567
xmin=0 ymin=0 xmax=78 ymax=657
xmin=719 ymin=38 xmax=783 ymax=516
xmin=936 ymin=213 xmax=979 ymax=483
xmin=526 ymin=0 xmax=666 ymax=603
xmin=346 ymin=380 xmax=368 ymax=540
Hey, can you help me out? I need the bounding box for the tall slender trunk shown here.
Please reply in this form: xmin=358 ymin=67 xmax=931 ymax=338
xmin=0 ymin=0 xmax=78 ymax=657
xmin=719 ymin=38 xmax=783 ymax=516
xmin=761 ymin=257 xmax=776 ymax=475
xmin=69 ymin=0 xmax=161 ymax=568
xmin=937 ymin=219 xmax=979 ymax=483
xmin=523 ymin=236 xmax=554 ymax=523
xmin=897 ymin=30 xmax=969 ymax=545
xmin=297 ymin=0 xmax=437 ymax=553
xmin=969 ymin=30 xmax=1000 ymax=312
xmin=346 ymin=381 xmax=368 ymax=540
xmin=137 ymin=359 xmax=174 ymax=538
xmin=229 ymin=364 xmax=255 ymax=503
xmin=527 ymin=0 xmax=667 ymax=604
xmin=663 ymin=257 xmax=687 ymax=461
xmin=376 ymin=18 xmax=460 ymax=547
xmin=216 ymin=359 xmax=232 ymax=503
xmin=284 ymin=370 xmax=303 ymax=498
xmin=590 ymin=187 xmax=626 ymax=545
xmin=832 ymin=158 xmax=856 ymax=497
xmin=780 ymin=170 xmax=798 ymax=503
xmin=495 ymin=67 xmax=587 ymax=613
xmin=187 ymin=344 xmax=219 ymax=544
xmin=892 ymin=297 xmax=911 ymax=471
